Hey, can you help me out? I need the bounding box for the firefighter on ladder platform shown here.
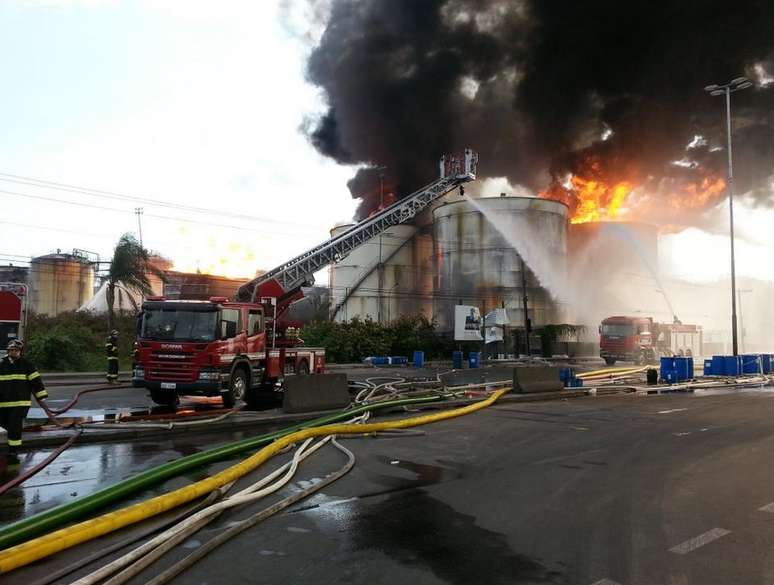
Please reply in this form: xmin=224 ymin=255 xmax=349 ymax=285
xmin=105 ymin=330 xmax=119 ymax=384
xmin=0 ymin=339 xmax=48 ymax=463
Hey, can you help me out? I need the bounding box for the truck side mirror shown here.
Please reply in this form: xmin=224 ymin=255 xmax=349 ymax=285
xmin=598 ymin=325 xmax=602 ymax=334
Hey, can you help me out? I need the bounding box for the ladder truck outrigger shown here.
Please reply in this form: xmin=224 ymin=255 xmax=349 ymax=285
xmin=133 ymin=149 xmax=478 ymax=407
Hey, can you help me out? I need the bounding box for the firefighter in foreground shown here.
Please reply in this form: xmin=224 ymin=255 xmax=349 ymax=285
xmin=0 ymin=339 xmax=48 ymax=462
xmin=105 ymin=330 xmax=119 ymax=383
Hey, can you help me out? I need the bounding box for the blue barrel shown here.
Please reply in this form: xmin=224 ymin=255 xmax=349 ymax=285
xmin=742 ymin=354 xmax=761 ymax=374
xmin=703 ymin=359 xmax=713 ymax=376
xmin=468 ymin=352 xmax=481 ymax=369
xmin=559 ymin=367 xmax=574 ymax=386
xmin=680 ymin=357 xmax=694 ymax=381
xmin=369 ymin=356 xmax=389 ymax=365
xmin=660 ymin=357 xmax=676 ymax=383
xmin=711 ymin=355 xmax=725 ymax=375
xmin=724 ymin=355 xmax=741 ymax=376
xmin=763 ymin=354 xmax=773 ymax=374
xmin=413 ymin=350 xmax=425 ymax=368
xmin=452 ymin=350 xmax=464 ymax=369
xmin=390 ymin=356 xmax=408 ymax=365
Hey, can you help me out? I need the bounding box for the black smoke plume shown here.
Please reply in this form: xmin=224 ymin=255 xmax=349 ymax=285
xmin=305 ymin=0 xmax=774 ymax=219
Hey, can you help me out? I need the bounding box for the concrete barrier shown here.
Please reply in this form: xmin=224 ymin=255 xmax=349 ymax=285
xmin=512 ymin=366 xmax=564 ymax=394
xmin=282 ymin=373 xmax=351 ymax=414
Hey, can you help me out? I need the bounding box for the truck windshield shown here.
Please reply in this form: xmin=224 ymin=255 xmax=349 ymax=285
xmin=141 ymin=309 xmax=218 ymax=341
xmin=601 ymin=324 xmax=635 ymax=336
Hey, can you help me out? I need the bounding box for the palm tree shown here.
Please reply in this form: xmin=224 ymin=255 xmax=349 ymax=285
xmin=106 ymin=233 xmax=165 ymax=330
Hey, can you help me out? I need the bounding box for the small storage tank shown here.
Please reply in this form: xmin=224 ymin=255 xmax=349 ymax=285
xmin=29 ymin=252 xmax=95 ymax=316
xmin=432 ymin=196 xmax=568 ymax=332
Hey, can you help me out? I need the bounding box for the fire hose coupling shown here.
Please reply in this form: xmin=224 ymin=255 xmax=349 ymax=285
xmin=198 ymin=369 xmax=221 ymax=381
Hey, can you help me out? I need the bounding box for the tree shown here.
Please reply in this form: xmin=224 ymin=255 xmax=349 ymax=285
xmin=106 ymin=234 xmax=164 ymax=331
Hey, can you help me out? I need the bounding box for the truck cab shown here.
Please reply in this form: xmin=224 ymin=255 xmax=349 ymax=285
xmin=599 ymin=316 xmax=655 ymax=366
xmin=133 ymin=296 xmax=325 ymax=407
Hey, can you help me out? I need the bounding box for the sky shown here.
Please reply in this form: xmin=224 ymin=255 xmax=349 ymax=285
xmin=1 ymin=0 xmax=772 ymax=288
xmin=0 ymin=0 xmax=358 ymax=280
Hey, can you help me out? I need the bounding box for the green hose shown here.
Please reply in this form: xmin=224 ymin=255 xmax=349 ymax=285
xmin=0 ymin=395 xmax=443 ymax=551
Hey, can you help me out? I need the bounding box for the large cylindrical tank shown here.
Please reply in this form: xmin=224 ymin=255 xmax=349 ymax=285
xmin=432 ymin=196 xmax=568 ymax=332
xmin=328 ymin=223 xmax=420 ymax=322
xmin=29 ymin=253 xmax=95 ymax=316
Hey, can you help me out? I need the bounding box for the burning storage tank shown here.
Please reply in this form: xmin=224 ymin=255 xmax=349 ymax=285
xmin=28 ymin=252 xmax=95 ymax=316
xmin=432 ymin=196 xmax=568 ymax=332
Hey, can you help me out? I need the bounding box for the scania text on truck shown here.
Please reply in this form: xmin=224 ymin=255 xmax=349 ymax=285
xmin=599 ymin=315 xmax=702 ymax=366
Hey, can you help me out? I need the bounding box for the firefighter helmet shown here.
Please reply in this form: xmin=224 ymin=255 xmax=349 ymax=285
xmin=110 ymin=330 xmax=119 ymax=337
xmin=6 ymin=339 xmax=23 ymax=350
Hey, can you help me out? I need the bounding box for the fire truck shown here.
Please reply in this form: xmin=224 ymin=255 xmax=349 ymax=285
xmin=133 ymin=149 xmax=478 ymax=407
xmin=599 ymin=315 xmax=703 ymax=366
xmin=0 ymin=283 xmax=28 ymax=358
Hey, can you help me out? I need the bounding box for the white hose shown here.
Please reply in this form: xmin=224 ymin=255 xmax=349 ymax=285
xmin=71 ymin=413 xmax=368 ymax=585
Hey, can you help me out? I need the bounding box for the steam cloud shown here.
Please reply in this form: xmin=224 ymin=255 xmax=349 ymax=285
xmin=305 ymin=0 xmax=774 ymax=219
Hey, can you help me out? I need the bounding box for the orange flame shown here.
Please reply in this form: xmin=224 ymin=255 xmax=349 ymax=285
xmin=541 ymin=170 xmax=727 ymax=224
xmin=566 ymin=177 xmax=634 ymax=224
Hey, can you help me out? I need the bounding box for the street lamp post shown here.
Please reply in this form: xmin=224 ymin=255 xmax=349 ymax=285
xmin=704 ymin=77 xmax=753 ymax=356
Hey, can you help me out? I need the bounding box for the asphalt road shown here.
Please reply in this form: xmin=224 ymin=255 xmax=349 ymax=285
xmin=7 ymin=386 xmax=774 ymax=584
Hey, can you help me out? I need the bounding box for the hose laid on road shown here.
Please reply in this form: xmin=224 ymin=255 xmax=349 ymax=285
xmin=0 ymin=389 xmax=507 ymax=573
xmin=27 ymin=483 xmax=235 ymax=585
xmin=0 ymin=430 xmax=82 ymax=497
xmin=146 ymin=437 xmax=356 ymax=585
xmin=45 ymin=384 xmax=132 ymax=416
xmin=0 ymin=394 xmax=444 ymax=552
xmin=75 ymin=415 xmax=367 ymax=585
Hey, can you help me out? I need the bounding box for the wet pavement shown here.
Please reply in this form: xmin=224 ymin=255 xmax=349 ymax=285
xmin=6 ymin=387 xmax=774 ymax=584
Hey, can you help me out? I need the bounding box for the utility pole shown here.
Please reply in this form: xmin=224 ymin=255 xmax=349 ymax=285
xmin=135 ymin=207 xmax=144 ymax=247
xmin=377 ymin=168 xmax=386 ymax=323
xmin=521 ymin=258 xmax=531 ymax=356
xmin=704 ymin=77 xmax=752 ymax=356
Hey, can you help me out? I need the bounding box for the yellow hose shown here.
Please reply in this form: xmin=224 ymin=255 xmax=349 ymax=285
xmin=0 ymin=389 xmax=508 ymax=574
xmin=576 ymin=366 xmax=649 ymax=379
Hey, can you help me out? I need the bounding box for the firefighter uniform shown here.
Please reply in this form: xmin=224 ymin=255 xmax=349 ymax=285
xmin=0 ymin=344 xmax=48 ymax=455
xmin=105 ymin=332 xmax=119 ymax=383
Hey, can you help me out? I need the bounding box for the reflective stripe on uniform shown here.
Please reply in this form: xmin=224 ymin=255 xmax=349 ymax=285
xmin=0 ymin=401 xmax=32 ymax=407
xmin=0 ymin=374 xmax=28 ymax=381
xmin=35 ymin=390 xmax=48 ymax=399
xmin=107 ymin=357 xmax=119 ymax=361
xmin=7 ymin=439 xmax=22 ymax=447
xmin=28 ymin=371 xmax=41 ymax=380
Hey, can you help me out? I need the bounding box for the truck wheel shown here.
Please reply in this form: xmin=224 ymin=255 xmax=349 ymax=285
xmin=149 ymin=388 xmax=178 ymax=407
xmin=223 ymin=368 xmax=247 ymax=408
xmin=604 ymin=357 xmax=616 ymax=366
xmin=297 ymin=360 xmax=310 ymax=375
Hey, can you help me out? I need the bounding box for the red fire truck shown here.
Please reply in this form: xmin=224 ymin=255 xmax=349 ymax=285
xmin=599 ymin=315 xmax=703 ymax=366
xmin=133 ymin=150 xmax=479 ymax=407
xmin=133 ymin=296 xmax=325 ymax=407
xmin=0 ymin=283 xmax=28 ymax=356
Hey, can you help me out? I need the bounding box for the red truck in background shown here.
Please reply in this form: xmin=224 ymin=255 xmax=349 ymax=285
xmin=0 ymin=283 xmax=28 ymax=357
xmin=132 ymin=296 xmax=325 ymax=408
xmin=599 ymin=315 xmax=703 ymax=366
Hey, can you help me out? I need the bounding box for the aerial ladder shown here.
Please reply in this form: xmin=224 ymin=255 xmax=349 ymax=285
xmin=235 ymin=149 xmax=479 ymax=320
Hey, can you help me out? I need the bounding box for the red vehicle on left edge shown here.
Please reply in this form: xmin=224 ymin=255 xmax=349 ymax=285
xmin=0 ymin=283 xmax=28 ymax=358
xmin=132 ymin=296 xmax=325 ymax=407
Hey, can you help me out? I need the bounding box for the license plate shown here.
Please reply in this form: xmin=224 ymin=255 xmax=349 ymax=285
xmin=160 ymin=382 xmax=177 ymax=390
